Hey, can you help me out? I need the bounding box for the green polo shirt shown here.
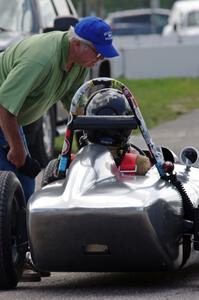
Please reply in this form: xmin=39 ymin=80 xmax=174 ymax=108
xmin=0 ymin=31 xmax=88 ymax=126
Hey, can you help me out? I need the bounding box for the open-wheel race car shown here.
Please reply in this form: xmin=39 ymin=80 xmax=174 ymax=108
xmin=1 ymin=77 xmax=199 ymax=289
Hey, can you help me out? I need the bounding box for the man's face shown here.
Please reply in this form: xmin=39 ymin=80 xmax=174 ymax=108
xmin=74 ymin=41 xmax=104 ymax=68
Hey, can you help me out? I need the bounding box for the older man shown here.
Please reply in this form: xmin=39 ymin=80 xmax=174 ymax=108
xmin=0 ymin=16 xmax=119 ymax=202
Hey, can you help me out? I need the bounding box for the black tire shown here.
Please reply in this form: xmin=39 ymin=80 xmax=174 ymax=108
xmin=32 ymin=109 xmax=56 ymax=167
xmin=24 ymin=108 xmax=56 ymax=168
xmin=0 ymin=171 xmax=27 ymax=290
xmin=41 ymin=159 xmax=59 ymax=187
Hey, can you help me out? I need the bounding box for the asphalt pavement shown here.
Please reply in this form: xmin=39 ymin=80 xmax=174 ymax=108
xmin=132 ymin=108 xmax=199 ymax=157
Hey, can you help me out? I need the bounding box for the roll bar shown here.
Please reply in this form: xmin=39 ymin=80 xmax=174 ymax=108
xmin=72 ymin=116 xmax=137 ymax=130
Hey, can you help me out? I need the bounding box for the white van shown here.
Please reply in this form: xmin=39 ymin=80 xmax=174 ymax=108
xmin=163 ymin=0 xmax=199 ymax=35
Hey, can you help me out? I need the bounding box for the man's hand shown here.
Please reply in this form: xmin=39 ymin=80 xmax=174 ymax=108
xmin=0 ymin=105 xmax=27 ymax=168
xmin=19 ymin=155 xmax=41 ymax=178
xmin=3 ymin=145 xmax=41 ymax=177
xmin=7 ymin=145 xmax=26 ymax=168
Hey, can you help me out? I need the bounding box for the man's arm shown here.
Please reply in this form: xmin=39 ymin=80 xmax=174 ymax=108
xmin=0 ymin=105 xmax=26 ymax=168
xmin=0 ymin=61 xmax=47 ymax=168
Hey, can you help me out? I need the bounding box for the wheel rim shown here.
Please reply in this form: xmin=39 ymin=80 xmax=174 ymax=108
xmin=42 ymin=111 xmax=53 ymax=159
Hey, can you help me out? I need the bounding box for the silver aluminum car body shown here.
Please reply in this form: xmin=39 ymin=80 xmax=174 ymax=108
xmin=27 ymin=144 xmax=199 ymax=272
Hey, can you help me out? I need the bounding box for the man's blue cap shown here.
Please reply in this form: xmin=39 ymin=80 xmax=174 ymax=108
xmin=74 ymin=16 xmax=119 ymax=58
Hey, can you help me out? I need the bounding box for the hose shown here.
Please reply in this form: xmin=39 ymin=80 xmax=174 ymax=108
xmin=164 ymin=173 xmax=194 ymax=220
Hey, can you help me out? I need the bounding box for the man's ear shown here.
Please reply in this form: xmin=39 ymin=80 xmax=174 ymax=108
xmin=72 ymin=39 xmax=82 ymax=52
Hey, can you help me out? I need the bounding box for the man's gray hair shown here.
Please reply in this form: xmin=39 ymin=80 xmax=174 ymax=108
xmin=68 ymin=26 xmax=93 ymax=46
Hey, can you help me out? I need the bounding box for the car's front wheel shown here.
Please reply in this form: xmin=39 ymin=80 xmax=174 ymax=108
xmin=24 ymin=108 xmax=56 ymax=168
xmin=41 ymin=159 xmax=59 ymax=187
xmin=0 ymin=171 xmax=27 ymax=290
xmin=40 ymin=109 xmax=56 ymax=164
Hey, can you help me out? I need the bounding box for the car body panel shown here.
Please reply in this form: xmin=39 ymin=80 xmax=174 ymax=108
xmin=27 ymin=144 xmax=199 ymax=272
xmin=163 ymin=0 xmax=199 ymax=36
xmin=0 ymin=31 xmax=26 ymax=52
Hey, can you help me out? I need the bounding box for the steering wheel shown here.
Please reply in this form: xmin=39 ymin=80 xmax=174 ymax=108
xmin=129 ymin=143 xmax=147 ymax=157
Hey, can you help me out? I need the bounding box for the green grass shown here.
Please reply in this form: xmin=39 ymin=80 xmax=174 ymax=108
xmin=55 ymin=77 xmax=199 ymax=153
xmin=120 ymin=77 xmax=199 ymax=128
xmin=54 ymin=134 xmax=78 ymax=156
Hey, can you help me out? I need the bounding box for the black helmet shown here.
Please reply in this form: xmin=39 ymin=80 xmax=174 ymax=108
xmin=84 ymin=88 xmax=132 ymax=147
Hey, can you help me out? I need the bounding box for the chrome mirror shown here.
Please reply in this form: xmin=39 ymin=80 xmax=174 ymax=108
xmin=180 ymin=146 xmax=199 ymax=166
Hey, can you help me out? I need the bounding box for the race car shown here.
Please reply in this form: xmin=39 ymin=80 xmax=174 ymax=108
xmin=1 ymin=77 xmax=199 ymax=290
